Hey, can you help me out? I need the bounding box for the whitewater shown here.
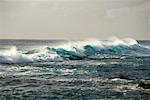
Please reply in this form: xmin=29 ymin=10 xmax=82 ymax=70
xmin=0 ymin=37 xmax=150 ymax=64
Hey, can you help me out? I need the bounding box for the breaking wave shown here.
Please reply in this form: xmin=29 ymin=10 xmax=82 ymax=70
xmin=0 ymin=37 xmax=150 ymax=64
xmin=0 ymin=47 xmax=63 ymax=64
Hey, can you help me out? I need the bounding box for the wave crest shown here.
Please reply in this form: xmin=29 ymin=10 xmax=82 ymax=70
xmin=0 ymin=37 xmax=150 ymax=64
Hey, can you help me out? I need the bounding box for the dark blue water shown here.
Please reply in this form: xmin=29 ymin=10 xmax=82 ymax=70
xmin=0 ymin=39 xmax=150 ymax=99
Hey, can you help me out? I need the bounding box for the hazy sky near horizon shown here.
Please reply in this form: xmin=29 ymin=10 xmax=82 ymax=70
xmin=0 ymin=0 xmax=150 ymax=39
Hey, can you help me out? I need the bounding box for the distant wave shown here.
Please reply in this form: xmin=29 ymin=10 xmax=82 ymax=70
xmin=0 ymin=37 xmax=150 ymax=64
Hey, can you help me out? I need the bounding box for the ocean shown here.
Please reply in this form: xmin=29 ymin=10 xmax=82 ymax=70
xmin=0 ymin=38 xmax=150 ymax=99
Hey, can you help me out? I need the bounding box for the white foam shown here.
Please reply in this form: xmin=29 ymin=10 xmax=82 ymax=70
xmin=0 ymin=47 xmax=33 ymax=63
xmin=105 ymin=37 xmax=138 ymax=46
xmin=0 ymin=47 xmax=63 ymax=64
xmin=50 ymin=37 xmax=139 ymax=54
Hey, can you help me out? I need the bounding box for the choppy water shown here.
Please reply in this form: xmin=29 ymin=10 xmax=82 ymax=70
xmin=0 ymin=38 xmax=150 ymax=99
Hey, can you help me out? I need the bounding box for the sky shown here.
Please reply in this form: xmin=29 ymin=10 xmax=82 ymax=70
xmin=0 ymin=0 xmax=150 ymax=40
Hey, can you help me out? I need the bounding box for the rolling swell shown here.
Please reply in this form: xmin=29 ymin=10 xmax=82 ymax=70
xmin=0 ymin=38 xmax=150 ymax=64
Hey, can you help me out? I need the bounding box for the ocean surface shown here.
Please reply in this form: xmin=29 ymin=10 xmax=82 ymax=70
xmin=0 ymin=38 xmax=150 ymax=99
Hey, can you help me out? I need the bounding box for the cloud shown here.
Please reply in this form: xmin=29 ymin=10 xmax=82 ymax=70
xmin=105 ymin=1 xmax=150 ymax=18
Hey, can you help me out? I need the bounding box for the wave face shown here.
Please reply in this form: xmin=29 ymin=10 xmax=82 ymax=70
xmin=0 ymin=37 xmax=150 ymax=64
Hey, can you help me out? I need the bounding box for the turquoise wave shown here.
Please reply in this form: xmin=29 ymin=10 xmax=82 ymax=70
xmin=0 ymin=38 xmax=150 ymax=64
xmin=46 ymin=44 xmax=150 ymax=60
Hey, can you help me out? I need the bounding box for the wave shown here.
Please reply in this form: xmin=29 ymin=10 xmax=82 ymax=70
xmin=0 ymin=47 xmax=63 ymax=64
xmin=46 ymin=37 xmax=150 ymax=59
xmin=0 ymin=37 xmax=150 ymax=64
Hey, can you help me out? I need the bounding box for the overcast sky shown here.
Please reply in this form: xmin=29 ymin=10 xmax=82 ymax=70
xmin=0 ymin=0 xmax=150 ymax=39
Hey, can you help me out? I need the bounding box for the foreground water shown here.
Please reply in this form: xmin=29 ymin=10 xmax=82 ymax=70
xmin=0 ymin=38 xmax=150 ymax=99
